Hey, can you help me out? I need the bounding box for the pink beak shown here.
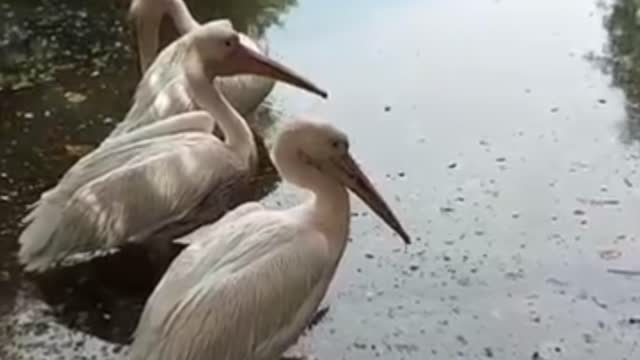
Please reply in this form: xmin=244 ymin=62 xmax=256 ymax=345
xmin=227 ymin=42 xmax=328 ymax=99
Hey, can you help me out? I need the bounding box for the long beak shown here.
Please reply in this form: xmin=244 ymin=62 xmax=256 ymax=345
xmin=330 ymin=154 xmax=411 ymax=244
xmin=228 ymin=42 xmax=328 ymax=99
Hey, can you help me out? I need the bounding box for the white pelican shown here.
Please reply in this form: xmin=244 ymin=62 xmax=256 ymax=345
xmin=17 ymin=21 xmax=327 ymax=272
xmin=114 ymin=0 xmax=276 ymax=138
xmin=128 ymin=118 xmax=410 ymax=360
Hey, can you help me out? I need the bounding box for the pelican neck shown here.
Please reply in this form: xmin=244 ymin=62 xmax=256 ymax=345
xmin=297 ymin=174 xmax=351 ymax=257
xmin=278 ymin=152 xmax=351 ymax=245
xmin=167 ymin=0 xmax=199 ymax=34
xmin=183 ymin=51 xmax=256 ymax=163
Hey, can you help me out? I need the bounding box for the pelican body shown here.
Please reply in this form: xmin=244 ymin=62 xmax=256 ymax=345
xmin=17 ymin=21 xmax=327 ymax=272
xmin=128 ymin=118 xmax=410 ymax=360
xmin=117 ymin=0 xmax=275 ymax=139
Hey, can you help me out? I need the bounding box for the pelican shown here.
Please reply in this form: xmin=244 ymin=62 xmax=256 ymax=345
xmin=113 ymin=0 xmax=276 ymax=138
xmin=17 ymin=21 xmax=327 ymax=272
xmin=128 ymin=118 xmax=410 ymax=360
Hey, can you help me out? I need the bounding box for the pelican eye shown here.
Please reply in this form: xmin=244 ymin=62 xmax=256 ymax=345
xmin=298 ymin=150 xmax=318 ymax=168
xmin=330 ymin=138 xmax=349 ymax=152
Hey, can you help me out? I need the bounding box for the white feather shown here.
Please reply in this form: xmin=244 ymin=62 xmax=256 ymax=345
xmin=129 ymin=206 xmax=333 ymax=360
xmin=18 ymin=129 xmax=252 ymax=272
xmin=112 ymin=13 xmax=274 ymax=140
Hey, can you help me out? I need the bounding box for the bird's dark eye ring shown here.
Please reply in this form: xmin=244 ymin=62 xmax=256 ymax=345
xmin=331 ymin=140 xmax=340 ymax=148
xmin=225 ymin=40 xmax=233 ymax=47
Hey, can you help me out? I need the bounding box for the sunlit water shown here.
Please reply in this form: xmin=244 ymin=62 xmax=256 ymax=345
xmin=2 ymin=0 xmax=640 ymax=359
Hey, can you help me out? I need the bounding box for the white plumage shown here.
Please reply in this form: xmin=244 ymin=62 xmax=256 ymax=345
xmin=17 ymin=21 xmax=327 ymax=272
xmin=117 ymin=0 xmax=275 ymax=139
xmin=18 ymin=112 xmax=245 ymax=271
xmin=128 ymin=119 xmax=410 ymax=360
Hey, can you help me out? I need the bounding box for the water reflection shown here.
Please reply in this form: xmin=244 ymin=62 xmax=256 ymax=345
xmin=0 ymin=0 xmax=298 ymax=91
xmin=0 ymin=0 xmax=132 ymax=91
xmin=0 ymin=0 xmax=290 ymax=352
xmin=591 ymin=0 xmax=640 ymax=144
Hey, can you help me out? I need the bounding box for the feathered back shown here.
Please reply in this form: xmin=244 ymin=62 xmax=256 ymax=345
xmin=128 ymin=207 xmax=331 ymax=360
xmin=111 ymin=37 xmax=194 ymax=138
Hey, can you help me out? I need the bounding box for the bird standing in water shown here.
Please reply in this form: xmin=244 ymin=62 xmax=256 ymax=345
xmin=17 ymin=21 xmax=327 ymax=272
xmin=128 ymin=118 xmax=410 ymax=360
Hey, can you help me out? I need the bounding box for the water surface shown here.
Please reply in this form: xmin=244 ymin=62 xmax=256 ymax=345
xmin=2 ymin=0 xmax=640 ymax=359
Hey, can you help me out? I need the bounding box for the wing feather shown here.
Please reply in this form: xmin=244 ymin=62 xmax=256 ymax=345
xmin=129 ymin=210 xmax=330 ymax=360
xmin=109 ymin=39 xmax=192 ymax=138
xmin=108 ymin=33 xmax=274 ymax=140
xmin=25 ymin=129 xmax=205 ymax=221
xmin=59 ymin=135 xmax=233 ymax=244
xmin=19 ymin=134 xmax=243 ymax=271
xmin=99 ymin=110 xmax=214 ymax=148
xmin=18 ymin=133 xmax=206 ymax=269
xmin=172 ymin=202 xmax=263 ymax=246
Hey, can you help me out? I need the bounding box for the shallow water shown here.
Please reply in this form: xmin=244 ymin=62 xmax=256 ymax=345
xmin=2 ymin=0 xmax=640 ymax=359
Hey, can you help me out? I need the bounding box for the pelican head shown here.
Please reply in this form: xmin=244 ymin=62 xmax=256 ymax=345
xmin=186 ymin=20 xmax=328 ymax=99
xmin=273 ymin=119 xmax=411 ymax=244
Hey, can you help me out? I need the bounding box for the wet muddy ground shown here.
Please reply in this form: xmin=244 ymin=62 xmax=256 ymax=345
xmin=2 ymin=0 xmax=640 ymax=359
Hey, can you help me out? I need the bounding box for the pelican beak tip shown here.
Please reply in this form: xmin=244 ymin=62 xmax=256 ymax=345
xmin=398 ymin=229 xmax=411 ymax=245
xmin=308 ymin=87 xmax=328 ymax=99
xmin=402 ymin=234 xmax=411 ymax=245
